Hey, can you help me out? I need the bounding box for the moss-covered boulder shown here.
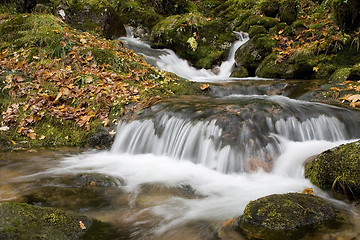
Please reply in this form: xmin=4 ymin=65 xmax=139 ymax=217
xmin=331 ymin=0 xmax=360 ymax=32
xmin=279 ymin=0 xmax=299 ymax=25
xmin=259 ymin=0 xmax=280 ymax=18
xmin=237 ymin=14 xmax=279 ymax=32
xmin=150 ymin=12 xmax=235 ymax=69
xmin=234 ymin=34 xmax=277 ymax=76
xmin=0 ymin=202 xmax=119 ymax=240
xmin=52 ymin=0 xmax=126 ymax=39
xmin=256 ymin=51 xmax=315 ymax=79
xmin=237 ymin=193 xmax=344 ymax=240
xmin=305 ymin=141 xmax=360 ymax=199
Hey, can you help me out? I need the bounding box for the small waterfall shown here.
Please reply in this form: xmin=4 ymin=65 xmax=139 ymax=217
xmin=120 ymin=32 xmax=249 ymax=81
xmin=111 ymin=95 xmax=360 ymax=173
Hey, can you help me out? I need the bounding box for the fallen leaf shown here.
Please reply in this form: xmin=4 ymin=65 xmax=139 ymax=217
xmin=79 ymin=221 xmax=86 ymax=230
xmin=301 ymin=187 xmax=314 ymax=195
xmin=200 ymin=83 xmax=210 ymax=90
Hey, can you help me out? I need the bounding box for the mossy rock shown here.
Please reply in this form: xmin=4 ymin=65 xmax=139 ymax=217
xmin=230 ymin=66 xmax=249 ymax=78
xmin=329 ymin=67 xmax=352 ymax=82
xmin=331 ymin=0 xmax=360 ymax=32
xmin=0 ymin=202 xmax=120 ymax=240
xmin=235 ymin=34 xmax=277 ymax=76
xmin=248 ymin=25 xmax=268 ymax=38
xmin=305 ymin=141 xmax=360 ymax=199
xmin=237 ymin=193 xmax=344 ymax=240
xmin=237 ymin=14 xmax=279 ymax=32
xmin=150 ymin=12 xmax=235 ymax=69
xmin=256 ymin=51 xmax=315 ymax=79
xmin=53 ymin=0 xmax=125 ymax=39
xmin=22 ymin=173 xmax=124 ymax=212
xmin=280 ymin=0 xmax=299 ymax=25
xmin=259 ymin=0 xmax=280 ymax=17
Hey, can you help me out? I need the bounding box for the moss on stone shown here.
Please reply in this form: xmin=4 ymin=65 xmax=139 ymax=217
xmin=150 ymin=12 xmax=235 ymax=69
xmin=235 ymin=34 xmax=277 ymax=76
xmin=330 ymin=0 xmax=360 ymax=32
xmin=0 ymin=202 xmax=119 ymax=240
xmin=280 ymin=0 xmax=299 ymax=25
xmin=305 ymin=141 xmax=360 ymax=198
xmin=259 ymin=0 xmax=280 ymax=18
xmin=238 ymin=193 xmax=344 ymax=240
xmin=256 ymin=51 xmax=316 ymax=79
xmin=329 ymin=67 xmax=352 ymax=82
xmin=237 ymin=14 xmax=279 ymax=32
xmin=248 ymin=25 xmax=268 ymax=38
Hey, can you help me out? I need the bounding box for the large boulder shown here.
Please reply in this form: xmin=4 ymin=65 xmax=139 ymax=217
xmin=150 ymin=12 xmax=235 ymax=69
xmin=234 ymin=35 xmax=277 ymax=76
xmin=305 ymin=141 xmax=360 ymax=199
xmin=0 ymin=202 xmax=119 ymax=240
xmin=331 ymin=0 xmax=360 ymax=32
xmin=237 ymin=193 xmax=344 ymax=240
xmin=255 ymin=51 xmax=315 ymax=79
xmin=280 ymin=0 xmax=299 ymax=25
xmin=54 ymin=0 xmax=126 ymax=39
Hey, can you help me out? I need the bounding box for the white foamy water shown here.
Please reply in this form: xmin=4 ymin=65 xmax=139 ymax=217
xmin=120 ymin=32 xmax=249 ymax=82
xmin=49 ymin=138 xmax=355 ymax=233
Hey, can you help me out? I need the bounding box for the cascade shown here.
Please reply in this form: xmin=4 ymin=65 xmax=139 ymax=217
xmin=39 ymin=28 xmax=360 ymax=238
xmin=111 ymin=94 xmax=360 ymax=173
xmin=120 ymin=31 xmax=249 ymax=81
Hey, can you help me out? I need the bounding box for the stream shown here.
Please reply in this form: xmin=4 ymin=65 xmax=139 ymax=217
xmin=1 ymin=34 xmax=360 ymax=239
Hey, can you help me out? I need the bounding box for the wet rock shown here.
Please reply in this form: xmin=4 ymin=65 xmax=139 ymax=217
xmin=305 ymin=141 xmax=360 ymax=199
xmin=22 ymin=174 xmax=124 ymax=212
xmin=0 ymin=202 xmax=119 ymax=240
xmin=237 ymin=193 xmax=345 ymax=240
xmin=230 ymin=66 xmax=249 ymax=78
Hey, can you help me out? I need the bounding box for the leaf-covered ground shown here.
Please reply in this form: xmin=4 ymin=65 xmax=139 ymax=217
xmin=0 ymin=13 xmax=202 ymax=148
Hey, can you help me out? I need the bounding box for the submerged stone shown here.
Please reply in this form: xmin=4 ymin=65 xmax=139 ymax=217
xmin=237 ymin=193 xmax=344 ymax=240
xmin=0 ymin=202 xmax=119 ymax=240
xmin=305 ymin=141 xmax=360 ymax=199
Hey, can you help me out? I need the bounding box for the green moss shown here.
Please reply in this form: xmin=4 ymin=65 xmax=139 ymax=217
xmin=305 ymin=141 xmax=360 ymax=198
xmin=329 ymin=67 xmax=352 ymax=82
xmin=259 ymin=0 xmax=280 ymax=17
xmin=331 ymin=0 xmax=360 ymax=32
xmin=248 ymin=25 xmax=268 ymax=38
xmin=238 ymin=193 xmax=344 ymax=240
xmin=237 ymin=15 xmax=279 ymax=32
xmin=235 ymin=34 xmax=276 ymax=75
xmin=0 ymin=14 xmax=65 ymax=51
xmin=280 ymin=0 xmax=299 ymax=25
xmin=256 ymin=51 xmax=316 ymax=79
xmin=0 ymin=202 xmax=119 ymax=240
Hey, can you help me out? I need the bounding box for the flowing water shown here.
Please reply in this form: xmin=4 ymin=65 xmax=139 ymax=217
xmin=1 ymin=36 xmax=360 ymax=239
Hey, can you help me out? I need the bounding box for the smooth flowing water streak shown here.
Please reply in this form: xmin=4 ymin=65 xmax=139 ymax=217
xmin=120 ymin=32 xmax=249 ymax=81
xmin=51 ymin=138 xmax=355 ymax=235
xmin=111 ymin=94 xmax=360 ymax=173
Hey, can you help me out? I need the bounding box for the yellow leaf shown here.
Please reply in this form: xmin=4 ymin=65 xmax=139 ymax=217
xmin=79 ymin=221 xmax=86 ymax=230
xmin=301 ymin=187 xmax=314 ymax=195
xmin=200 ymin=83 xmax=210 ymax=90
